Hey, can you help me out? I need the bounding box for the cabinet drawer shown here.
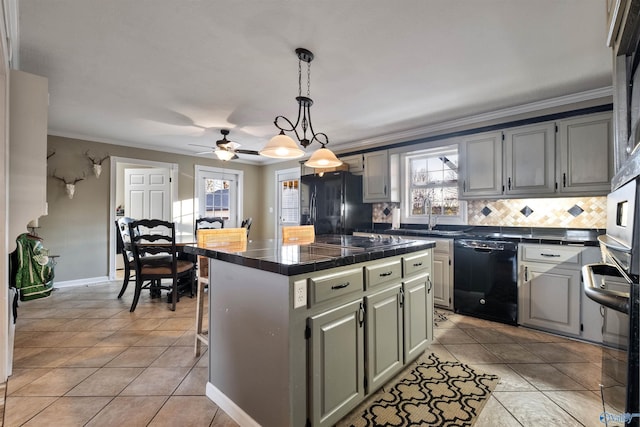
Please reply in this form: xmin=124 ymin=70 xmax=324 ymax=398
xmin=310 ymin=268 xmax=363 ymax=305
xmin=365 ymin=260 xmax=402 ymax=289
xmin=520 ymin=245 xmax=582 ymax=265
xmin=403 ymin=252 xmax=430 ymax=277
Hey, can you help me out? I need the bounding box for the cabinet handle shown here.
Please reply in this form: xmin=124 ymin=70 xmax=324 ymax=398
xmin=540 ymin=253 xmax=561 ymax=258
xmin=508 ymin=177 xmax=512 ymax=190
xmin=524 ymin=266 xmax=528 ymax=282
xmin=463 ymin=180 xmax=466 ymax=192
xmin=331 ymin=282 xmax=350 ymax=290
xmin=384 ymin=185 xmax=387 ymax=195
xmin=413 ymin=262 xmax=423 ymax=267
xmin=379 ymin=271 xmax=393 ymax=277
xmin=563 ymin=173 xmax=567 ymax=187
xmin=427 ymin=276 xmax=432 ymax=294
xmin=358 ymin=302 xmax=365 ymax=327
xmin=399 ymin=287 xmax=405 ymax=306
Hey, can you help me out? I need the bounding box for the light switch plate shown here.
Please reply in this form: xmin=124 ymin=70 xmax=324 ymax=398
xmin=293 ymin=280 xmax=307 ymax=309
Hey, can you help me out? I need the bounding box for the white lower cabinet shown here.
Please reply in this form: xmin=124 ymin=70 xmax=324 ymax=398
xmin=520 ymin=262 xmax=581 ymax=335
xmin=307 ymin=250 xmax=433 ymax=427
xmin=519 ymin=244 xmax=602 ymax=340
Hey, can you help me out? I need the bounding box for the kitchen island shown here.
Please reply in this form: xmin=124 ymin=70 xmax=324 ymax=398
xmin=184 ymin=235 xmax=435 ymax=427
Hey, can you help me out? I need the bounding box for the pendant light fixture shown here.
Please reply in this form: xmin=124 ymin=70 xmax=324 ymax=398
xmin=260 ymin=48 xmax=342 ymax=168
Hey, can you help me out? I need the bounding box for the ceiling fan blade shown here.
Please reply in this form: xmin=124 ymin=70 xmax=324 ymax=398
xmin=188 ymin=143 xmax=216 ymax=150
xmin=235 ymin=149 xmax=260 ymax=156
xmin=195 ymin=151 xmax=213 ymax=155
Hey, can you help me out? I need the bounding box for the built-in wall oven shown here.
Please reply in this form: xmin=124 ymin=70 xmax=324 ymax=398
xmin=583 ymin=177 xmax=640 ymax=425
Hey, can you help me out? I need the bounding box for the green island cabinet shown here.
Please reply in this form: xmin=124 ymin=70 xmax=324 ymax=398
xmin=199 ymin=247 xmax=433 ymax=427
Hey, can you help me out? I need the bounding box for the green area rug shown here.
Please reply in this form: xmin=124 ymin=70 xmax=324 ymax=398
xmin=341 ymin=352 xmax=499 ymax=427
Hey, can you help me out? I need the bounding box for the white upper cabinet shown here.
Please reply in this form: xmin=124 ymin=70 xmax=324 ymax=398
xmin=556 ymin=113 xmax=613 ymax=195
xmin=504 ymin=122 xmax=556 ymax=196
xmin=339 ymin=154 xmax=364 ymax=175
xmin=459 ymin=112 xmax=613 ymax=199
xmin=363 ymin=150 xmax=399 ymax=202
xmin=459 ymin=131 xmax=503 ymax=198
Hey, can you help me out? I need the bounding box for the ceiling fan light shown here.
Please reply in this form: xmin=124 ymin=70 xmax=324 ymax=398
xmin=214 ymin=149 xmax=235 ymax=161
xmin=305 ymin=147 xmax=343 ymax=168
xmin=260 ymin=132 xmax=304 ymax=159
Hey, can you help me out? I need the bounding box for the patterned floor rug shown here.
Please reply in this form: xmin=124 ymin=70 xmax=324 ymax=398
xmin=434 ymin=309 xmax=449 ymax=327
xmin=341 ymin=353 xmax=499 ymax=427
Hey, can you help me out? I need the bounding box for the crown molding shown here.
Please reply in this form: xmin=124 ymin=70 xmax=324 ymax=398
xmin=337 ymin=86 xmax=614 ymax=152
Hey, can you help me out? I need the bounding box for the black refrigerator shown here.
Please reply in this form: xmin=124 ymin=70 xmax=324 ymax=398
xmin=300 ymin=171 xmax=372 ymax=235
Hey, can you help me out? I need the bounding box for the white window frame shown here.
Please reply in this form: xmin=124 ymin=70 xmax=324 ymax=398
xmin=194 ymin=165 xmax=244 ymax=228
xmin=400 ymin=143 xmax=467 ymax=226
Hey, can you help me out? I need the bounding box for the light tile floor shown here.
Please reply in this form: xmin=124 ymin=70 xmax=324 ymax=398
xmin=0 ymin=281 xmax=624 ymax=426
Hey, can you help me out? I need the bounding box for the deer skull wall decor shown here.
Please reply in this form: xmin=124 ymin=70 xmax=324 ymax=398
xmin=52 ymin=172 xmax=85 ymax=199
xmin=85 ymin=151 xmax=109 ymax=178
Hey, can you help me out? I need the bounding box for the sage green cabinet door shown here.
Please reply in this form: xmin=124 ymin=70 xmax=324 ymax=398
xmin=365 ymin=285 xmax=403 ymax=392
xmin=403 ymin=274 xmax=430 ymax=362
xmin=309 ymin=299 xmax=365 ymax=427
xmin=504 ymin=122 xmax=556 ymax=196
xmin=459 ymin=131 xmax=503 ymax=198
xmin=557 ymin=113 xmax=613 ymax=195
xmin=519 ymin=264 xmax=581 ymax=335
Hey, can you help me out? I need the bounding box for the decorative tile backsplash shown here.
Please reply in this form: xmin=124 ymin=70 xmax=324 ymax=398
xmin=467 ymin=197 xmax=606 ymax=228
xmin=372 ymin=196 xmax=607 ymax=229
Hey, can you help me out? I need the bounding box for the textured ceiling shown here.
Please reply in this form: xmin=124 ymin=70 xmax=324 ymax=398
xmin=17 ymin=0 xmax=613 ymax=164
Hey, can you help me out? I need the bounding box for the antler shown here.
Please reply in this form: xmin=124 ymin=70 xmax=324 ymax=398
xmin=52 ymin=170 xmax=85 ymax=185
xmin=71 ymin=173 xmax=86 ymax=184
xmin=84 ymin=150 xmax=109 ymax=165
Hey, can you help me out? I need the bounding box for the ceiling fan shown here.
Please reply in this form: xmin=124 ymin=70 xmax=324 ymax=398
xmin=189 ymin=129 xmax=260 ymax=161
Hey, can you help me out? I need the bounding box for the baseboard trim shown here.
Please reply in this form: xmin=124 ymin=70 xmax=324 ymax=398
xmin=206 ymin=382 xmax=260 ymax=427
xmin=54 ymin=276 xmax=111 ymax=288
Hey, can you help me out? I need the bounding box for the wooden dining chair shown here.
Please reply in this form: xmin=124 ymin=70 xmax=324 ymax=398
xmin=194 ymin=227 xmax=247 ymax=356
xmin=194 ymin=216 xmax=224 ymax=234
xmin=241 ymin=217 xmax=253 ymax=238
xmin=282 ymin=225 xmax=315 ymax=244
xmin=127 ymin=219 xmax=196 ymax=312
xmin=115 ymin=217 xmax=137 ymax=298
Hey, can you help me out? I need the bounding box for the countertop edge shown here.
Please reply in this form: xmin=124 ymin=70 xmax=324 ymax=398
xmin=184 ymin=240 xmax=436 ymax=276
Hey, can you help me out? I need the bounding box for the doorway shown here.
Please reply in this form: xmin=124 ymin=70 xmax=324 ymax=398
xmin=109 ymin=157 xmax=178 ymax=280
xmin=194 ymin=165 xmax=243 ymax=228
xmin=275 ymin=168 xmax=301 ymax=240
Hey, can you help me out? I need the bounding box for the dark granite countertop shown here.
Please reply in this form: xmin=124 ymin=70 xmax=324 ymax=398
xmin=357 ymin=226 xmax=605 ymax=247
xmin=184 ymin=234 xmax=435 ymax=276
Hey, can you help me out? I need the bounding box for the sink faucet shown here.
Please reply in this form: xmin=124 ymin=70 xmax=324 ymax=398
xmin=425 ymin=197 xmax=433 ymax=230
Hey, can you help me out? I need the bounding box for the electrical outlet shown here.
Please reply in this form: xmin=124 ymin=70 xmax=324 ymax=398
xmin=293 ymin=280 xmax=307 ymax=309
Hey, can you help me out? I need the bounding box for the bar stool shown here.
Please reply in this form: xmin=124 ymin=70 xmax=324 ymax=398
xmin=194 ymin=227 xmax=247 ymax=356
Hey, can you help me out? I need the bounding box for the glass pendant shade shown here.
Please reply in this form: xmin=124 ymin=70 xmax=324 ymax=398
xmin=214 ymin=149 xmax=235 ymax=161
xmin=260 ymin=132 xmax=305 ymax=159
xmin=305 ymin=147 xmax=343 ymax=168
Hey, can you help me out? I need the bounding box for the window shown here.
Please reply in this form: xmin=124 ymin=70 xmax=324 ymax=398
xmin=195 ymin=166 xmax=243 ymax=228
xmin=402 ymin=144 xmax=465 ymax=225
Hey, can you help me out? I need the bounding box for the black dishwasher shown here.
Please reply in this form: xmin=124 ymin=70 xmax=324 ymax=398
xmin=454 ymin=239 xmax=518 ymax=325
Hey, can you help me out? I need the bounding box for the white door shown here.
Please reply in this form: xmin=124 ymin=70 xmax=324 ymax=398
xmin=124 ymin=168 xmax=171 ymax=220
xmin=276 ymin=168 xmax=300 ymax=239
xmin=196 ymin=167 xmax=242 ymax=228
